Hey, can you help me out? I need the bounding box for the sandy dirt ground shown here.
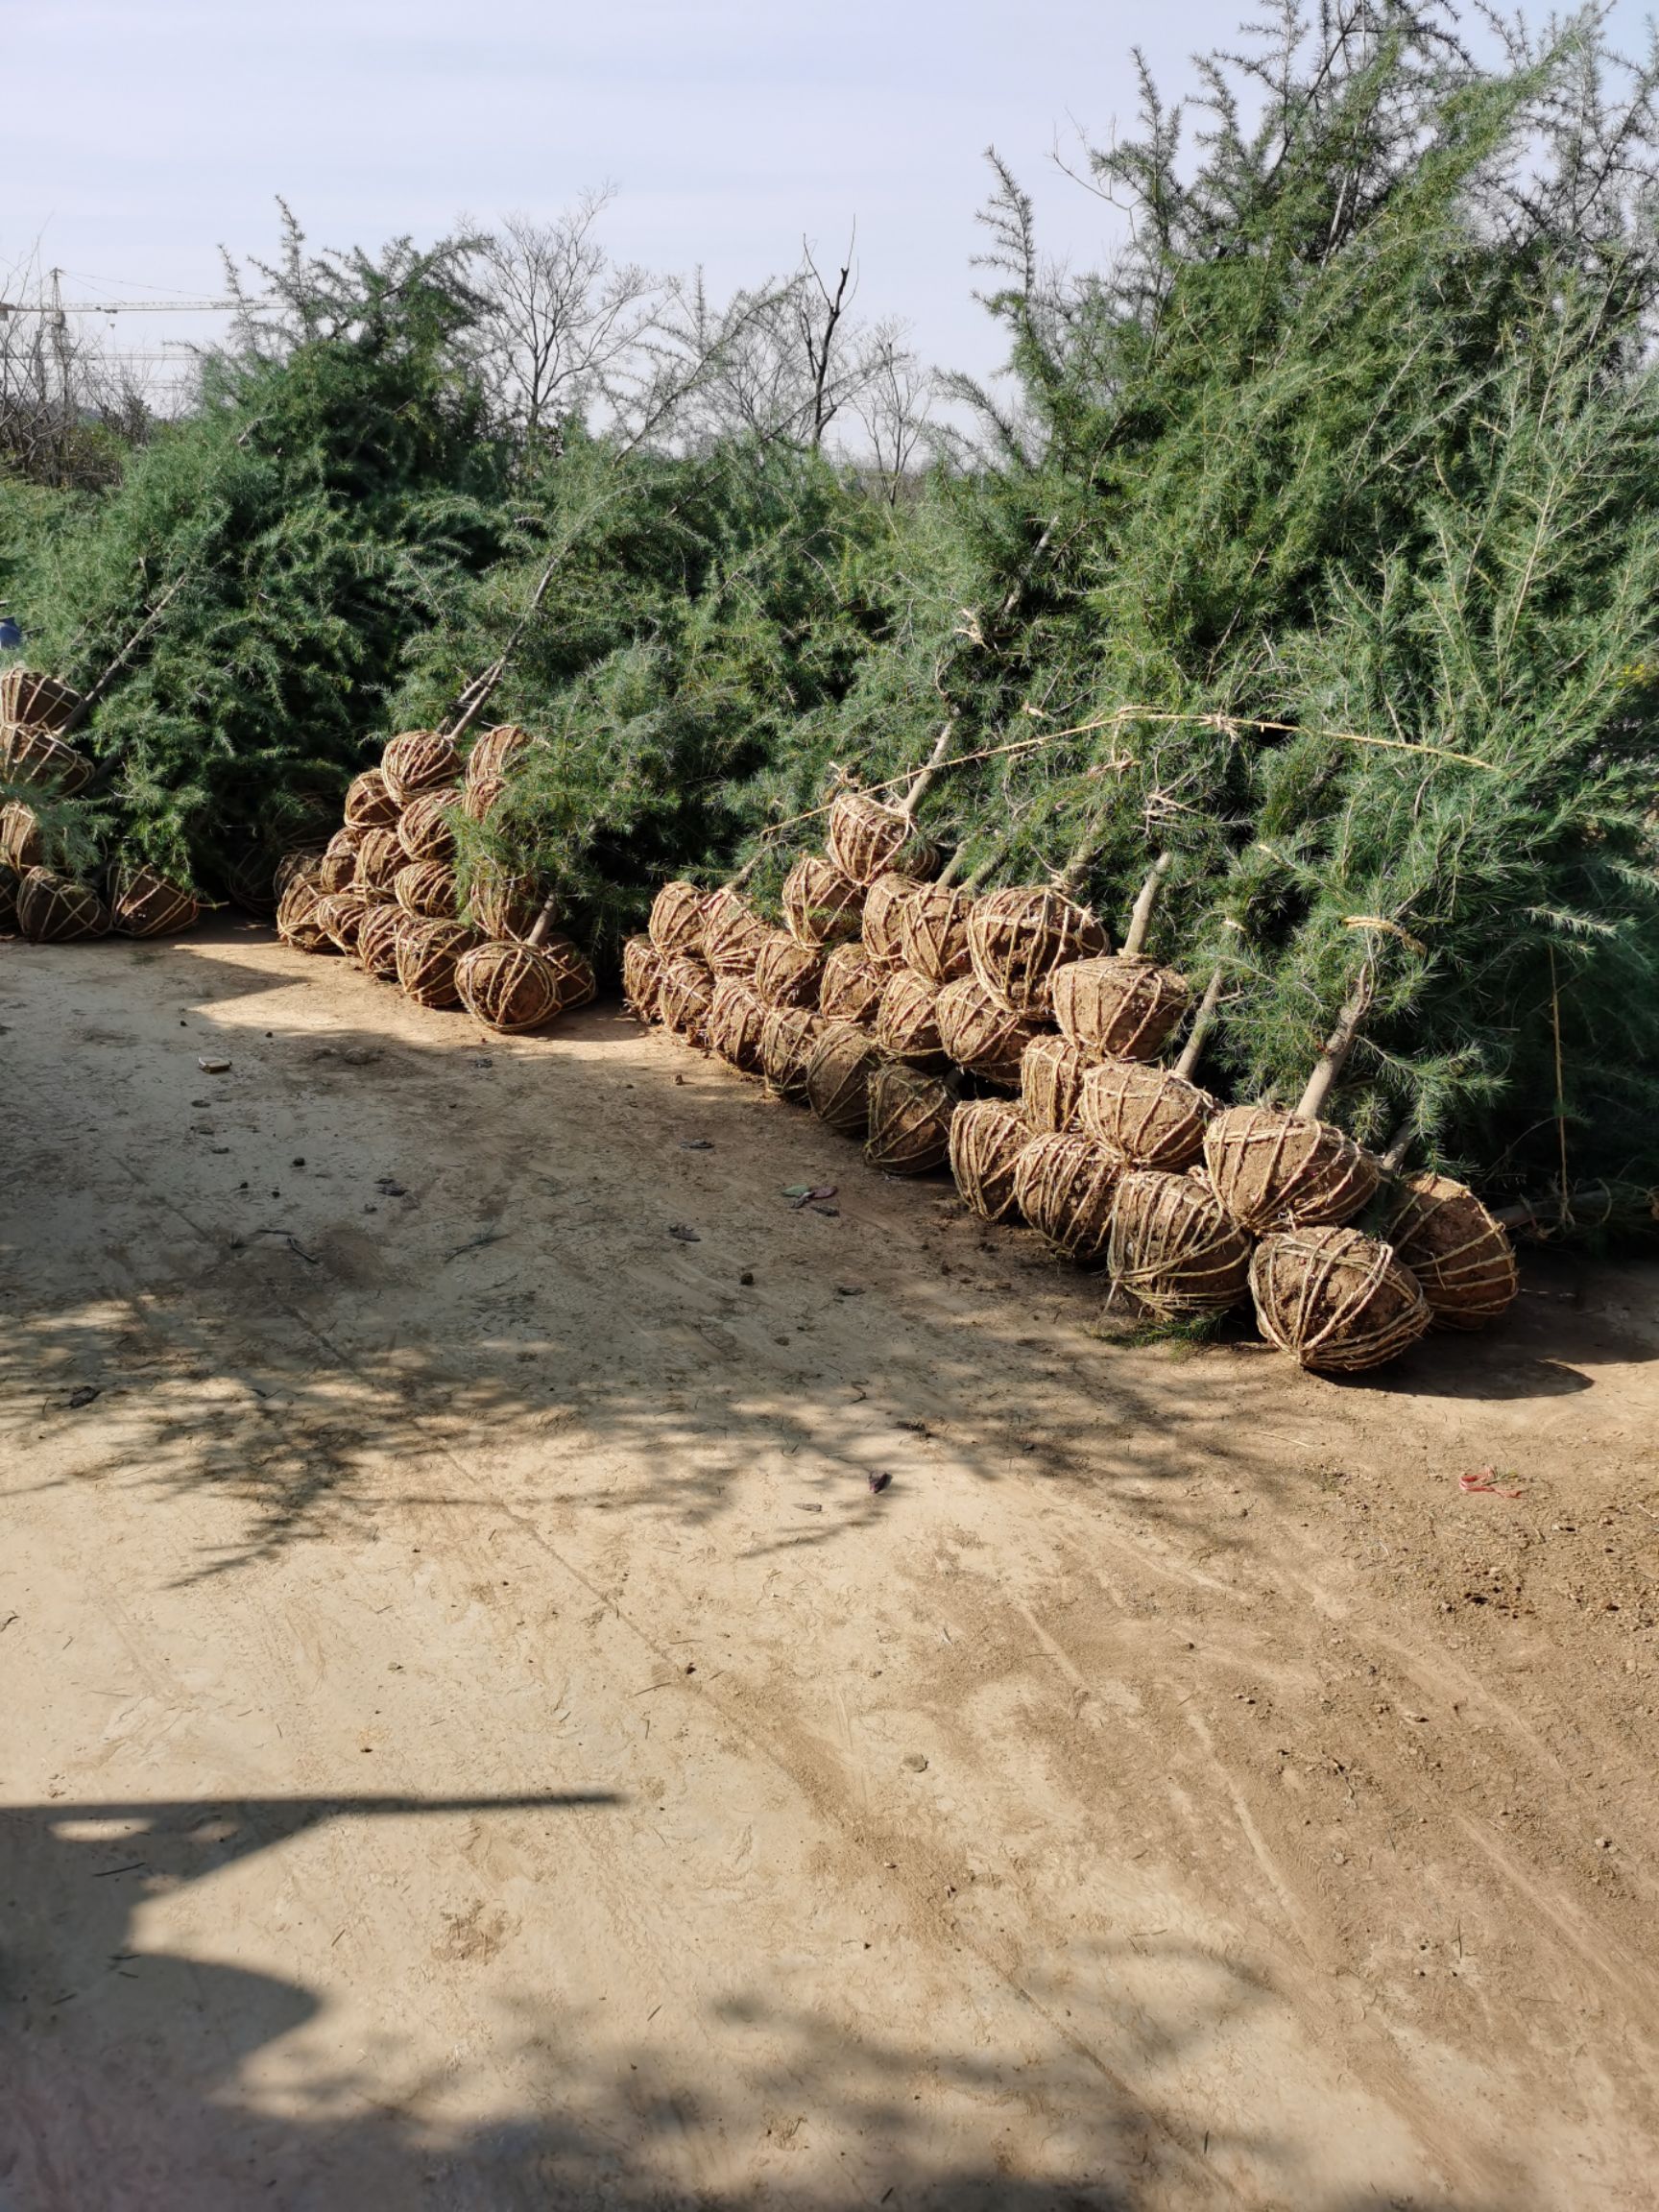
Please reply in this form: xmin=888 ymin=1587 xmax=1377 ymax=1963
xmin=2 ymin=920 xmax=1658 ymax=2212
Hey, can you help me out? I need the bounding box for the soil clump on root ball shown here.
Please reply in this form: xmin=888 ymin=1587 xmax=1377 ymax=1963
xmin=1250 ymin=1225 xmax=1431 ymax=1373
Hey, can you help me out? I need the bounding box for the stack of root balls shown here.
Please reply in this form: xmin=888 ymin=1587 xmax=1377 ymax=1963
xmin=275 ymin=723 xmax=598 ymax=1037
xmin=625 ymin=789 xmax=1520 ymax=1377
xmin=0 ymin=668 xmax=203 ymax=945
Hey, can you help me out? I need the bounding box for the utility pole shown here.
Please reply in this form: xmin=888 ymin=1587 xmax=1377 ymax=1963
xmin=48 ymin=267 xmax=73 ymax=479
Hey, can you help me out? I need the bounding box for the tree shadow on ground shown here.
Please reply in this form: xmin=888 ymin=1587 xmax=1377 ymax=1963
xmin=0 ymin=1792 xmax=1520 ymax=2212
xmin=2 ymin=926 xmax=1655 ymax=1581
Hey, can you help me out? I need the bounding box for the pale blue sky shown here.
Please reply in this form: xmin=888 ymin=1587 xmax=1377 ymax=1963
xmin=5 ymin=0 xmax=1654 ymax=395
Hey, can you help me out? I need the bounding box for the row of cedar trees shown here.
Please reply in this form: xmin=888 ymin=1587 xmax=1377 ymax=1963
xmin=625 ymin=781 xmax=1520 ymax=1376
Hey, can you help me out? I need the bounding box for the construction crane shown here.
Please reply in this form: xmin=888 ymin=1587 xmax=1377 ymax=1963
xmin=0 ymin=270 xmax=239 ymax=322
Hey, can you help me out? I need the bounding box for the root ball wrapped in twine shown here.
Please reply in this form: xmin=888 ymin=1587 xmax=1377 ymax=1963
xmin=709 ymin=977 xmax=769 ymax=1073
xmin=344 ymin=768 xmax=401 ymax=832
xmin=805 ymin=1021 xmax=882 ymax=1137
xmin=381 ymin=730 xmax=461 ymax=807
xmin=397 ymin=788 xmax=461 ymax=863
xmin=866 ymin=1065 xmax=956 ymax=1175
xmin=759 ymin=1007 xmax=824 ymax=1100
xmin=862 ymin=873 xmax=925 ymax=969
xmin=899 ymin=882 xmax=974 ymax=984
xmin=704 ymin=886 xmax=771 ymax=977
xmin=395 ymin=917 xmax=479 ymax=1009
xmin=819 ymin=942 xmax=885 ymax=1025
xmin=875 ymin=970 xmax=950 ymax=1070
xmin=1013 ymin=1131 xmax=1121 ymax=1264
xmin=466 ymin=868 xmax=547 ymax=941
xmin=782 ymin=855 xmax=866 ymax=950
xmin=16 ymin=868 xmax=108 ymax=945
xmin=312 ymin=890 xmax=370 ymax=954
xmin=1204 ymin=1105 xmax=1380 ymax=1234
xmin=968 ymin=888 xmax=1108 ymax=1018
xmin=394 ymin=860 xmax=459 ymax=921
xmin=1385 ymin=1171 xmax=1519 ymax=1330
xmin=659 ymin=955 xmax=715 ymax=1046
xmin=1249 ymin=1226 xmax=1431 ymax=1373
xmin=276 ymin=874 xmax=335 ymax=952
xmin=1081 ymin=1060 xmax=1216 ymax=1170
xmin=464 ymin=723 xmax=536 ymax=790
xmin=1020 ymin=1033 xmax=1098 ymax=1133
xmin=1108 ymin=1169 xmax=1253 ymax=1317
xmin=356 ymin=902 xmax=406 ymax=978
xmin=0 ymin=802 xmax=43 ymax=873
xmin=352 ymin=827 xmax=405 ymax=894
xmin=825 ymin=791 xmax=939 ymax=888
xmin=456 ymin=941 xmax=567 ymax=1033
xmin=0 ymin=723 xmax=93 ymax=795
xmin=103 ymin=866 xmax=198 ymax=939
xmin=935 ymin=975 xmax=1044 ymax=1090
xmin=1050 ymin=955 xmax=1190 ymax=1062
xmin=622 ymin=934 xmax=665 ymax=1022
xmin=949 ymin=1098 xmax=1029 ymax=1223
xmin=649 ymin=881 xmax=710 ymax=959
xmin=753 ymin=928 xmax=826 ymax=1011
xmin=0 ymin=667 xmax=83 ymax=733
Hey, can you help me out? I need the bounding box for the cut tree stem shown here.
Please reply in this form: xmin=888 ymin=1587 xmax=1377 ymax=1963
xmin=1296 ymin=962 xmax=1376 ymax=1121
xmin=1122 ymin=852 xmax=1171 ymax=959
xmin=525 ymin=890 xmax=562 ymax=949
xmin=1174 ymin=967 xmax=1226 ymax=1081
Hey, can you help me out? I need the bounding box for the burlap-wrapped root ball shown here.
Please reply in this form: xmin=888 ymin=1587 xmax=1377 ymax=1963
xmin=1013 ymin=1131 xmax=1121 ymax=1264
xmin=819 ymin=942 xmax=885 ymax=1025
xmin=394 ymin=860 xmax=458 ymax=921
xmin=969 ymin=888 xmax=1108 ymax=1018
xmin=866 ymin=1064 xmax=956 ymax=1175
xmin=541 ymin=936 xmax=596 ymax=1010
xmin=456 ymin=940 xmax=569 ymax=1033
xmin=708 ymin=977 xmax=769 ymax=1073
xmin=109 ymin=866 xmax=200 ymax=939
xmin=0 ymin=667 xmax=83 ymax=733
xmin=875 ymin=970 xmax=950 ymax=1070
xmin=0 ymin=801 xmax=42 ymax=873
xmin=703 ymin=886 xmax=771 ymax=977
xmin=356 ymin=901 xmax=406 ymax=978
xmin=462 ymin=776 xmax=504 ymax=823
xmin=352 ymin=827 xmax=405 ymax=894
xmin=1051 ymin=955 xmax=1190 ymax=1062
xmin=1021 ymin=1033 xmax=1097 ymax=1133
xmin=825 ymin=791 xmax=939 ymax=887
xmin=899 ymin=881 xmax=974 ymax=984
xmin=1250 ymin=1226 xmax=1431 ymax=1374
xmin=274 ymin=847 xmax=325 ymax=901
xmin=276 ymin=874 xmax=336 ymax=952
xmin=381 ymin=729 xmax=461 ymax=806
xmin=312 ymin=890 xmax=370 ymax=954
xmin=466 ymin=868 xmax=546 ymax=941
xmin=465 ymin=723 xmax=536 ymax=789
xmin=781 ymin=855 xmax=866 ymax=950
xmin=949 ymin=1099 xmax=1029 ymax=1223
xmin=759 ymin=1007 xmax=823 ymax=1101
xmin=1204 ymin=1106 xmax=1380 ymax=1234
xmin=1108 ymin=1169 xmax=1253 ymax=1318
xmin=753 ymin=928 xmax=825 ymax=1011
xmin=397 ymin=788 xmax=461 ymax=863
xmin=0 ymin=722 xmax=93 ymax=794
xmin=659 ymin=955 xmax=715 ymax=1046
xmin=861 ymin=872 xmax=924 ymax=969
xmin=622 ymin=934 xmax=664 ymax=1022
xmin=935 ymin=975 xmax=1044 ymax=1090
xmin=15 ymin=867 xmax=108 ymax=944
xmin=1081 ymin=1061 xmax=1216 ymax=1170
xmin=344 ymin=767 xmax=401 ymax=832
xmin=648 ymin=880 xmax=709 ymax=959
xmin=1385 ymin=1171 xmax=1520 ymax=1331
xmin=396 ymin=917 xmax=478 ymax=1009
xmin=805 ymin=1020 xmax=882 ymax=1137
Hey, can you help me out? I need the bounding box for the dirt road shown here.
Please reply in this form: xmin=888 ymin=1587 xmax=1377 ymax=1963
xmin=3 ymin=921 xmax=1657 ymax=2210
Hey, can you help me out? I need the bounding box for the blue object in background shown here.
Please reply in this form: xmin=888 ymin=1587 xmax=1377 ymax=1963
xmin=0 ymin=617 xmax=21 ymax=649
